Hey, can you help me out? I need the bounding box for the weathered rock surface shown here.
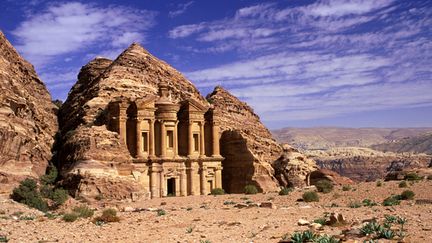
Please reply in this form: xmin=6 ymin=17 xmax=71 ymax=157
xmin=272 ymin=127 xmax=432 ymax=150
xmin=58 ymin=43 xmax=208 ymax=198
xmin=372 ymin=132 xmax=432 ymax=155
xmin=58 ymin=43 xmax=283 ymax=198
xmin=307 ymin=147 xmax=431 ymax=181
xmin=309 ymin=169 xmax=354 ymax=185
xmin=273 ymin=144 xmax=318 ymax=188
xmin=0 ymin=31 xmax=57 ymax=193
xmin=206 ymin=86 xmax=282 ymax=193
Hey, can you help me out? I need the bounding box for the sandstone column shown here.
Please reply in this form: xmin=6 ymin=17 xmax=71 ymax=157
xmin=150 ymin=166 xmax=158 ymax=198
xmin=189 ymin=165 xmax=196 ymax=195
xmin=188 ymin=121 xmax=193 ymax=156
xmin=200 ymin=164 xmax=207 ymax=195
xmin=199 ymin=121 xmax=205 ymax=158
xmin=149 ymin=119 xmax=155 ymax=158
xmin=173 ymin=121 xmax=178 ymax=157
xmin=119 ymin=108 xmax=127 ymax=145
xmin=215 ymin=167 xmax=222 ymax=188
xmin=136 ymin=117 xmax=143 ymax=158
xmin=211 ymin=121 xmax=220 ymax=157
xmin=180 ymin=166 xmax=187 ymax=196
xmin=160 ymin=169 xmax=165 ymax=197
xmin=160 ymin=120 xmax=167 ymax=158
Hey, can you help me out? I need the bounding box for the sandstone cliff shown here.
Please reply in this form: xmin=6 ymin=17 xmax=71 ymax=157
xmin=58 ymin=43 xmax=209 ymax=198
xmin=206 ymin=86 xmax=282 ymax=192
xmin=307 ymin=147 xmax=431 ymax=181
xmin=0 ymin=31 xmax=57 ymax=193
xmin=273 ymin=144 xmax=318 ymax=188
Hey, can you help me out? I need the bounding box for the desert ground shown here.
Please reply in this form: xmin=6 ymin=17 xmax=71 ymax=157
xmin=1 ymin=180 xmax=431 ymax=243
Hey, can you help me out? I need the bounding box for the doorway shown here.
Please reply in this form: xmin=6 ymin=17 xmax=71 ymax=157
xmin=167 ymin=178 xmax=176 ymax=196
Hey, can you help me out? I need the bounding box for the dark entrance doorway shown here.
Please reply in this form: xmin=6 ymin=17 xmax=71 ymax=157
xmin=167 ymin=178 xmax=176 ymax=196
xmin=220 ymin=130 xmax=255 ymax=193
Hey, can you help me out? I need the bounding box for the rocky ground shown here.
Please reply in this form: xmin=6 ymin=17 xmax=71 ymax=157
xmin=1 ymin=180 xmax=432 ymax=243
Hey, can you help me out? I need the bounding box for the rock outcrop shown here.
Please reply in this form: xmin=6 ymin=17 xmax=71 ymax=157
xmin=273 ymin=144 xmax=318 ymax=188
xmin=58 ymin=43 xmax=282 ymax=198
xmin=307 ymin=147 xmax=431 ymax=181
xmin=372 ymin=132 xmax=432 ymax=155
xmin=0 ymin=31 xmax=57 ymax=193
xmin=58 ymin=43 xmax=208 ymax=199
xmin=206 ymin=86 xmax=282 ymax=193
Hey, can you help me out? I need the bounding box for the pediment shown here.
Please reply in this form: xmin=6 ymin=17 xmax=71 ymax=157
xmin=135 ymin=95 xmax=157 ymax=109
xmin=181 ymin=98 xmax=209 ymax=112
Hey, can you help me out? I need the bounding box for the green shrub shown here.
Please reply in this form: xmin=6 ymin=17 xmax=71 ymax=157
xmin=315 ymin=180 xmax=333 ymax=193
xmin=302 ymin=191 xmax=319 ymax=202
xmin=400 ymin=190 xmax=415 ymax=200
xmin=210 ymin=188 xmax=225 ymax=195
xmin=342 ymin=185 xmax=352 ymax=191
xmin=279 ymin=187 xmax=292 ymax=196
xmin=223 ymin=201 xmax=236 ymax=205
xmin=383 ymin=196 xmax=400 ymax=206
xmin=10 ymin=178 xmax=48 ymax=212
xmin=62 ymin=213 xmax=78 ymax=222
xmin=244 ymin=185 xmax=258 ymax=194
xmin=376 ymin=180 xmax=383 ymax=187
xmin=51 ymin=188 xmax=68 ymax=205
xmin=0 ymin=235 xmax=9 ymax=242
xmin=40 ymin=166 xmax=58 ymax=185
xmin=157 ymin=209 xmax=166 ymax=216
xmin=73 ymin=205 xmax=94 ymax=218
xmin=313 ymin=217 xmax=327 ymax=225
xmin=398 ymin=181 xmax=408 ymax=188
xmin=362 ymin=199 xmax=378 ymax=207
xmin=405 ymin=172 xmax=423 ymax=181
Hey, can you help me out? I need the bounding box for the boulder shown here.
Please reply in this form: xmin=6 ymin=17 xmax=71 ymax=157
xmin=0 ymin=31 xmax=57 ymax=193
xmin=273 ymin=144 xmax=318 ymax=188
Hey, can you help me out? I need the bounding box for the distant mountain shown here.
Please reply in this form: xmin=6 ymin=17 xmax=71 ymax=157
xmin=272 ymin=127 xmax=432 ymax=150
xmin=371 ymin=132 xmax=432 ymax=155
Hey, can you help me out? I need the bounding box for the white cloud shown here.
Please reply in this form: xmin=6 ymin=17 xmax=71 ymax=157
xmin=12 ymin=2 xmax=157 ymax=67
xmin=176 ymin=1 xmax=431 ymax=124
xmin=169 ymin=1 xmax=194 ymax=18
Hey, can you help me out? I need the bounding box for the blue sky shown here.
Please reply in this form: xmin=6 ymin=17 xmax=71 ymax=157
xmin=1 ymin=0 xmax=431 ymax=128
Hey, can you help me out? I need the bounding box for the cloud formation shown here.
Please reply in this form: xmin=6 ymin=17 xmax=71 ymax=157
xmin=170 ymin=1 xmax=432 ymax=124
xmin=13 ymin=2 xmax=157 ymax=67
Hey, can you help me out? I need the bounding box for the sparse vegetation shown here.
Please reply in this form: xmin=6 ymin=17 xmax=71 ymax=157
xmin=186 ymin=226 xmax=193 ymax=233
xmin=62 ymin=213 xmax=78 ymax=222
xmin=288 ymin=230 xmax=339 ymax=243
xmin=376 ymin=180 xmax=383 ymax=187
xmin=0 ymin=235 xmax=9 ymax=242
xmin=279 ymin=187 xmax=292 ymax=196
xmin=360 ymin=215 xmax=407 ymax=241
xmin=244 ymin=185 xmax=258 ymax=194
xmin=223 ymin=201 xmax=236 ymax=205
xmin=398 ymin=180 xmax=408 ymax=188
xmin=383 ymin=195 xmax=401 ymax=206
xmin=400 ymin=190 xmax=415 ymax=200
xmin=210 ymin=188 xmax=225 ymax=195
xmin=93 ymin=208 xmax=120 ymax=224
xmin=302 ymin=191 xmax=319 ymax=202
xmin=315 ymin=180 xmax=333 ymax=193
xmin=405 ymin=172 xmax=423 ymax=181
xmin=72 ymin=205 xmax=94 ymax=218
xmin=348 ymin=201 xmax=362 ymax=208
xmin=342 ymin=185 xmax=352 ymax=191
xmin=10 ymin=178 xmax=49 ymax=212
xmin=157 ymin=209 xmax=166 ymax=216
xmin=362 ymin=199 xmax=378 ymax=207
